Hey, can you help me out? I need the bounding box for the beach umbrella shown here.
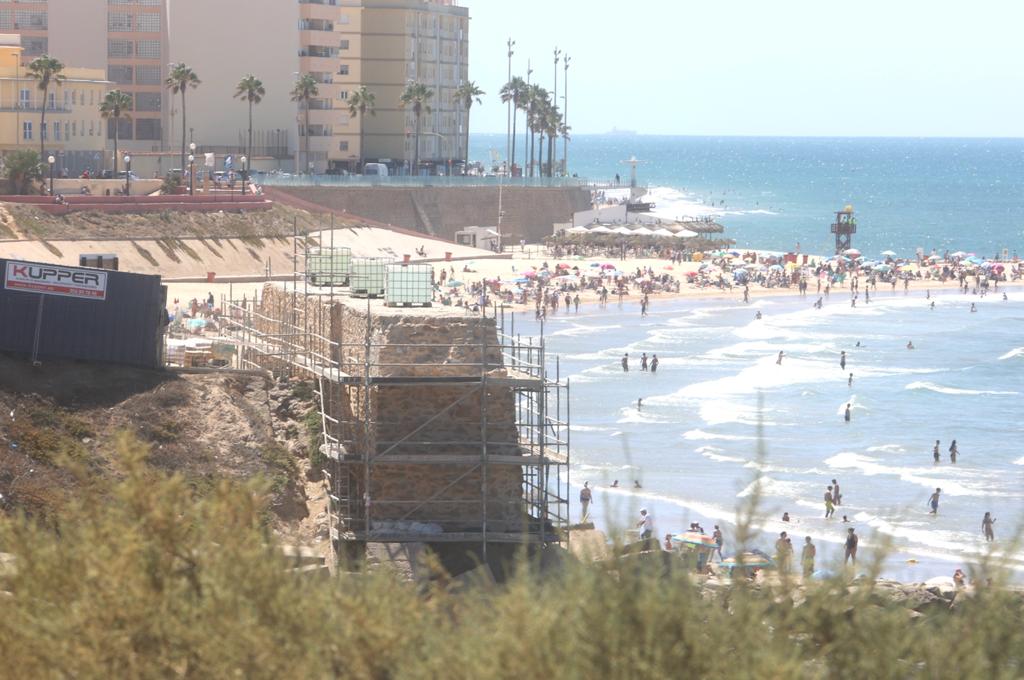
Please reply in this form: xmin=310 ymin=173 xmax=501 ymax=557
xmin=566 ymin=226 xmax=589 ymax=234
xmin=652 ymin=228 xmax=674 ymax=237
xmin=769 ymin=264 xmax=784 ymax=272
xmin=523 ymin=271 xmax=538 ymax=279
xmin=613 ymin=226 xmax=633 ymax=235
xmin=722 ymin=551 xmax=775 ymax=570
xmin=601 ymin=263 xmax=616 ymax=270
xmin=512 ymin=277 xmax=530 ymax=284
xmin=631 ymin=226 xmax=655 ymax=236
xmin=728 ymin=250 xmax=741 ymax=257
xmin=673 ymin=229 xmax=697 ymax=238
xmin=589 ymin=262 xmax=601 ymax=267
xmin=992 ymin=264 xmax=1005 ymax=272
xmin=447 ymin=280 xmax=463 ymax=287
xmin=843 ymin=248 xmax=861 ymax=257
xmin=928 ymin=254 xmax=943 ymax=262
xmin=874 ymin=264 xmax=892 ymax=272
xmin=671 ymin=532 xmax=719 ymax=549
xmin=880 ymin=250 xmax=897 ymax=257
xmin=589 ymin=225 xmax=612 ymax=234
xmin=951 ymin=251 xmax=967 ymax=258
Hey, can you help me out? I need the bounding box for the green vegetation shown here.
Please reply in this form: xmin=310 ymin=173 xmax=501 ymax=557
xmin=166 ymin=63 xmax=201 ymax=173
xmin=455 ymin=81 xmax=484 ymax=166
xmin=400 ymin=82 xmax=434 ymax=171
xmin=234 ymin=75 xmax=266 ymax=162
xmin=100 ymin=90 xmax=133 ymax=177
xmin=3 ymin=150 xmax=43 ymax=195
xmin=6 ymin=401 xmax=94 ymax=466
xmin=26 ymin=55 xmax=65 ymax=162
xmin=1 ymin=434 xmax=1023 ymax=677
xmin=347 ymin=86 xmax=376 ymax=173
xmin=290 ymin=74 xmax=319 ymax=175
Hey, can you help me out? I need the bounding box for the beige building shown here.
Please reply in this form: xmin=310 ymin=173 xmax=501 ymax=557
xmin=0 ymin=0 xmax=469 ymax=175
xmin=341 ymin=0 xmax=469 ymax=174
xmin=0 ymin=36 xmax=108 ymax=173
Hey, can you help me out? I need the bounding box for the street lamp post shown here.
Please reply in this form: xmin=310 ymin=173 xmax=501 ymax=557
xmin=47 ymin=155 xmax=54 ymax=196
xmin=124 ymin=155 xmax=131 ymax=196
xmin=189 ymin=141 xmax=197 ymax=195
xmin=240 ymin=155 xmax=248 ymax=196
xmin=563 ymin=54 xmax=571 ymax=176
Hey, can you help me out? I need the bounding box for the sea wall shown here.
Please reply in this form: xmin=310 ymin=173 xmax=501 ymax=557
xmin=272 ymin=186 xmax=592 ymax=243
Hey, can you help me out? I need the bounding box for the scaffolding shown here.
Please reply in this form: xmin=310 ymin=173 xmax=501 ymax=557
xmin=220 ymin=280 xmax=569 ymax=564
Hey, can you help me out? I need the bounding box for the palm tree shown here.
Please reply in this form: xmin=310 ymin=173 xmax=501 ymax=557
xmin=454 ymin=81 xmax=483 ymax=169
xmin=557 ymin=121 xmax=571 ymax=176
xmin=234 ymin=75 xmax=265 ymax=163
xmin=100 ymin=90 xmax=133 ymax=177
xmin=165 ymin=63 xmax=201 ymax=174
xmin=347 ymin=86 xmax=376 ymax=173
xmin=399 ymin=82 xmax=433 ymax=174
xmin=3 ymin=149 xmax=43 ymax=194
xmin=26 ymin=55 xmax=65 ymax=161
xmin=545 ymin=106 xmax=562 ymax=178
xmin=499 ymin=77 xmax=526 ymax=174
xmin=290 ymin=74 xmax=319 ymax=174
xmin=524 ymin=85 xmax=548 ymax=177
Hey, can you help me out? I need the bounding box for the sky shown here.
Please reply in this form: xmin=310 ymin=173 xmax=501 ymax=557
xmin=464 ymin=0 xmax=1022 ymax=137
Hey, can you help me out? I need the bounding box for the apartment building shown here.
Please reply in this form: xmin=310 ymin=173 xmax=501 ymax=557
xmin=340 ymin=0 xmax=469 ymax=174
xmin=0 ymin=35 xmax=108 ymax=173
xmin=0 ymin=0 xmax=168 ymax=156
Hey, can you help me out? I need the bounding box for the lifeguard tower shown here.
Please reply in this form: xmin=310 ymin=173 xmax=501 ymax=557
xmin=831 ymin=205 xmax=857 ymax=254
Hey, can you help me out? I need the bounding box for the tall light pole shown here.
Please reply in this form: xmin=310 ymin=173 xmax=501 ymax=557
xmin=524 ymin=60 xmax=532 ymax=179
xmin=124 ymin=155 xmax=131 ymax=196
xmin=240 ymin=155 xmax=248 ymax=196
xmin=189 ymin=141 xmax=196 ymax=195
xmin=505 ymin=38 xmax=514 ymax=174
xmin=552 ymin=48 xmax=561 ymax=179
xmin=47 ymin=155 xmax=55 ymax=195
xmin=563 ymin=54 xmax=571 ymax=176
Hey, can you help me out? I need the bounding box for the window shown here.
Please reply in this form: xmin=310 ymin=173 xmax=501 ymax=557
xmin=90 ymin=91 xmax=94 ymax=106
xmin=71 ymin=90 xmax=77 ymax=106
xmin=134 ymin=92 xmax=160 ymax=111
xmin=135 ymin=12 xmax=160 ymax=32
xmin=54 ymin=123 xmax=60 ymax=141
xmin=338 ymin=64 xmax=349 ymax=75
xmin=136 ymin=118 xmax=161 ymax=140
xmin=135 ymin=65 xmax=161 ymax=85
xmin=63 ymin=91 xmax=69 ymax=108
xmin=22 ymin=122 xmax=31 ymax=141
xmin=108 ymin=118 xmax=132 ymax=140
xmin=15 ymin=10 xmax=47 ymax=29
xmin=108 ymin=65 xmax=133 ymax=84
xmin=108 ymin=12 xmax=131 ymax=31
xmin=339 ymin=141 xmax=349 ymax=151
xmin=19 ymin=89 xmax=30 ymax=108
xmin=108 ymin=39 xmax=133 ymax=58
xmin=64 ymin=122 xmax=69 ymax=140
xmin=48 ymin=92 xmax=55 ymax=110
xmin=72 ymin=122 xmax=77 ymax=137
xmin=338 ymin=90 xmax=348 ymax=100
xmin=23 ymin=37 xmax=47 ymax=56
xmin=137 ymin=40 xmax=160 ymax=59
xmin=89 ymin=121 xmax=94 ymax=136
xmin=339 ymin=39 xmax=349 ymax=50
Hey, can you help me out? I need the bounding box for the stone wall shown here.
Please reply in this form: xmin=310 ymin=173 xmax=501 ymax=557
xmin=273 ymin=186 xmax=592 ymax=243
xmin=257 ymin=285 xmax=527 ymax=533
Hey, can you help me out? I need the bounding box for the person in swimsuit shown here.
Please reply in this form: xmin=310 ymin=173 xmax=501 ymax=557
xmin=982 ymin=512 xmax=996 ymax=541
xmin=928 ymin=488 xmax=941 ymax=515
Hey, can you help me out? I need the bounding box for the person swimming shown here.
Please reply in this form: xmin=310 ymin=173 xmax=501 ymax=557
xmin=970 ymin=303 xmax=977 ymax=312
xmin=844 ymin=403 xmax=851 ymax=422
xmin=907 ymin=340 xmax=915 ymax=350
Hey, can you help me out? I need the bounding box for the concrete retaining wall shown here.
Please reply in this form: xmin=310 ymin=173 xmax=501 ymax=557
xmin=273 ymin=186 xmax=592 ymax=244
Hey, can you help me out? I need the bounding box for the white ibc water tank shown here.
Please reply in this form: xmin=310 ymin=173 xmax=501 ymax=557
xmin=306 ymin=247 xmax=352 ymax=286
xmin=350 ymin=257 xmax=391 ymax=296
xmin=385 ymin=264 xmax=433 ymax=306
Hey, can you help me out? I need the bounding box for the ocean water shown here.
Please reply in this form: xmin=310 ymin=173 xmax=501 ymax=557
xmin=511 ymin=287 xmax=1024 ymax=579
xmin=470 ymin=134 xmax=1024 ymax=258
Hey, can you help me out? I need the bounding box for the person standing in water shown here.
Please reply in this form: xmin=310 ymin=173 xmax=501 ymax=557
xmin=840 ymin=351 xmax=847 ymax=371
xmin=949 ymin=440 xmax=958 ymax=463
xmin=845 ymin=528 xmax=859 ymax=565
xmin=621 ymin=353 xmax=629 ymax=372
xmin=640 ymin=353 xmax=649 ymax=372
xmin=579 ymin=482 xmax=593 ymax=523
xmin=650 ymin=354 xmax=659 ymax=373
xmin=824 ymin=486 xmax=836 ymax=518
xmin=832 ymin=479 xmax=842 ymax=506
xmin=844 ymin=404 xmax=851 ymax=422
xmin=801 ymin=536 xmax=816 ymax=578
xmin=712 ymin=525 xmax=724 ymax=561
xmin=848 ymin=373 xmax=854 ymax=387
xmin=933 ymin=440 xmax=941 ymax=464
xmin=929 ymin=488 xmax=942 ymax=515
xmin=777 ymin=351 xmax=784 ymax=365
xmin=982 ymin=512 xmax=996 ymax=541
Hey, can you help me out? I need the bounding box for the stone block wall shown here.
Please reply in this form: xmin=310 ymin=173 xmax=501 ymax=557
xmin=256 ymin=285 xmax=527 ymax=532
